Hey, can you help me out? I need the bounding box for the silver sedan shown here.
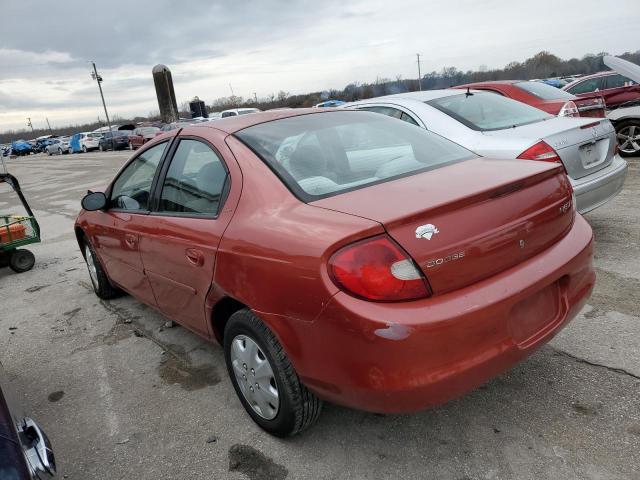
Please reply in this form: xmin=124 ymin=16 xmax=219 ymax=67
xmin=345 ymin=90 xmax=628 ymax=214
xmin=45 ymin=137 xmax=70 ymax=155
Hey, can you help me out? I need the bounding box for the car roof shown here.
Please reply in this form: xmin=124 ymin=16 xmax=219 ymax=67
xmin=191 ymin=108 xmax=322 ymax=134
xmin=380 ymin=89 xmax=467 ymax=102
xmin=456 ymin=80 xmax=519 ymax=87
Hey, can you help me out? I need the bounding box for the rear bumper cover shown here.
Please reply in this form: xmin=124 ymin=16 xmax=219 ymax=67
xmin=572 ymin=154 xmax=628 ymax=214
xmin=268 ymin=215 xmax=594 ymax=413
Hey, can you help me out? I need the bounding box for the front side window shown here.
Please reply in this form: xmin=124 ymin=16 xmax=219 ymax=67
xmin=567 ymin=78 xmax=604 ymax=95
xmin=110 ymin=142 xmax=167 ymax=210
xmin=158 ymin=139 xmax=228 ymax=215
xmin=428 ymin=92 xmax=552 ymax=131
xmin=235 ymin=111 xmax=475 ymax=201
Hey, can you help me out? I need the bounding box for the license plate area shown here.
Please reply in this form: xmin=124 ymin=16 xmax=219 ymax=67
xmin=508 ymin=281 xmax=562 ymax=348
xmin=579 ymin=138 xmax=608 ymax=169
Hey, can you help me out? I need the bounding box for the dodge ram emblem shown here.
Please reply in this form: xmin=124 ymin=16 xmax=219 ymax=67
xmin=416 ymin=224 xmax=439 ymax=240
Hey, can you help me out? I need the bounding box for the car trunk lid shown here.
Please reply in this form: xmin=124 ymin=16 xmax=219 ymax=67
xmin=313 ymin=158 xmax=574 ymax=294
xmin=482 ymin=117 xmax=617 ymax=180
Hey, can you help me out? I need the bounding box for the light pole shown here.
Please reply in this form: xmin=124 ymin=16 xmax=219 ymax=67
xmin=416 ymin=53 xmax=422 ymax=91
xmin=26 ymin=117 xmax=35 ymax=134
xmin=90 ymin=62 xmax=113 ymax=148
xmin=254 ymin=92 xmax=258 ymax=104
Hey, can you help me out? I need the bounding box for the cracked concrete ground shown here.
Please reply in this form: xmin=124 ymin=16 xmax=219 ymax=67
xmin=0 ymin=151 xmax=638 ymax=479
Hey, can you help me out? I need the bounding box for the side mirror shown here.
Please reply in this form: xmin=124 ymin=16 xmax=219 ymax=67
xmin=81 ymin=191 xmax=107 ymax=211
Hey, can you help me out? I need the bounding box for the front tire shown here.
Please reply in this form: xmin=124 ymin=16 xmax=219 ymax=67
xmin=616 ymin=119 xmax=640 ymax=157
xmin=99 ymin=144 xmax=104 ymax=152
xmin=82 ymin=145 xmax=87 ymax=153
xmin=9 ymin=249 xmax=35 ymax=273
xmin=224 ymin=309 xmax=322 ymax=437
xmin=83 ymin=239 xmax=121 ymax=299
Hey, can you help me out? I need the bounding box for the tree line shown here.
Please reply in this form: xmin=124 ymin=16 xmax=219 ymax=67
xmin=2 ymin=49 xmax=639 ymax=144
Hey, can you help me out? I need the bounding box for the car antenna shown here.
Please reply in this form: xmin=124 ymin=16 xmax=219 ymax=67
xmin=465 ymin=87 xmax=474 ymax=97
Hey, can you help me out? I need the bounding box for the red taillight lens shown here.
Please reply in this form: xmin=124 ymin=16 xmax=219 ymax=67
xmin=329 ymin=235 xmax=431 ymax=301
xmin=517 ymin=141 xmax=562 ymax=164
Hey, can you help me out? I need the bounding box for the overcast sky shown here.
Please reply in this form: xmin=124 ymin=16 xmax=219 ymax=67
xmin=1 ymin=0 xmax=639 ymax=132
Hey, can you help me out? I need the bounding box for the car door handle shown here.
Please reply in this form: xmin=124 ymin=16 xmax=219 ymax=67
xmin=185 ymin=248 xmax=205 ymax=267
xmin=124 ymin=234 xmax=138 ymax=249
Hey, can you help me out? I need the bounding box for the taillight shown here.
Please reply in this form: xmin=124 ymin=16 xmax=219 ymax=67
xmin=517 ymin=141 xmax=563 ymax=165
xmin=558 ymin=101 xmax=579 ymax=117
xmin=329 ymin=235 xmax=431 ymax=301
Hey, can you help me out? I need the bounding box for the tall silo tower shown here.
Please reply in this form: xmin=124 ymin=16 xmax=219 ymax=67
xmin=152 ymin=64 xmax=178 ymax=123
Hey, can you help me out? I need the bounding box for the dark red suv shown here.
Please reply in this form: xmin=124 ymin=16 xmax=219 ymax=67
xmin=563 ymin=71 xmax=640 ymax=109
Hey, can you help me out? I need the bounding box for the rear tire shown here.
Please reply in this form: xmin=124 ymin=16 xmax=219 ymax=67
xmin=83 ymin=238 xmax=121 ymax=299
xmin=224 ymin=309 xmax=323 ymax=437
xmin=82 ymin=145 xmax=87 ymax=153
xmin=99 ymin=144 xmax=104 ymax=152
xmin=9 ymin=249 xmax=35 ymax=273
xmin=615 ymin=119 xmax=640 ymax=157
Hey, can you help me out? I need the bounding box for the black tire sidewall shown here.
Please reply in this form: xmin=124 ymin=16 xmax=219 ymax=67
xmin=224 ymin=311 xmax=298 ymax=436
xmin=83 ymin=237 xmax=120 ymax=299
xmin=9 ymin=249 xmax=35 ymax=273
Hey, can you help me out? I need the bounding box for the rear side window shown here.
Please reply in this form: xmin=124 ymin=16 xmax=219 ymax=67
xmin=221 ymin=111 xmax=237 ymax=118
xmin=605 ymin=74 xmax=636 ymax=89
xmin=514 ymin=81 xmax=574 ymax=100
xmin=235 ymin=111 xmax=475 ymax=201
xmin=567 ymin=78 xmax=604 ymax=95
xmin=158 ymin=140 xmax=228 ymax=215
xmin=110 ymin=142 xmax=167 ymax=210
xmin=428 ymin=92 xmax=552 ymax=131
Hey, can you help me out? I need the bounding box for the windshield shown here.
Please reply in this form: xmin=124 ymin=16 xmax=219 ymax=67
xmin=514 ymin=81 xmax=575 ymax=100
xmin=428 ymin=92 xmax=552 ymax=131
xmin=235 ymin=111 xmax=476 ymax=201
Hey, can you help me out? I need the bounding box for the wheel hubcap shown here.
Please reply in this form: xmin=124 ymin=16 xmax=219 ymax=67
xmin=617 ymin=125 xmax=640 ymax=154
xmin=230 ymin=335 xmax=279 ymax=420
xmin=85 ymin=246 xmax=98 ymax=289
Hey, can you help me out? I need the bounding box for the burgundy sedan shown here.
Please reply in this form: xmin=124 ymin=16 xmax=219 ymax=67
xmin=127 ymin=126 xmax=160 ymax=150
xmin=563 ymin=71 xmax=640 ymax=109
xmin=455 ymin=80 xmax=605 ymax=118
xmin=75 ymin=109 xmax=594 ymax=436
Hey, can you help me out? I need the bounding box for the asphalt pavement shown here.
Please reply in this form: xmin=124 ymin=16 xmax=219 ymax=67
xmin=0 ymin=150 xmax=638 ymax=479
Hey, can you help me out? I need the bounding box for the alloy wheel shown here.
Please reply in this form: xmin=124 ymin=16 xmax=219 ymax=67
xmin=617 ymin=125 xmax=640 ymax=154
xmin=230 ymin=334 xmax=280 ymax=420
xmin=85 ymin=245 xmax=99 ymax=289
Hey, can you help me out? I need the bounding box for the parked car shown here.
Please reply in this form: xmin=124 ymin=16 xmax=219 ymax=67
xmin=127 ymin=127 xmax=160 ymax=150
xmin=69 ymin=132 xmax=102 ymax=153
xmin=601 ymin=55 xmax=640 ymax=157
xmin=220 ymin=108 xmax=260 ymax=118
xmin=76 ymin=109 xmax=594 ymax=436
xmin=10 ymin=140 xmax=32 ymax=156
xmin=345 ymin=90 xmax=627 ymax=214
xmin=98 ymin=130 xmax=130 ymax=151
xmin=45 ymin=137 xmax=70 ymax=155
xmin=454 ymin=80 xmax=605 ymax=118
xmin=562 ymin=70 xmax=640 ymax=109
xmin=0 ymin=361 xmax=56 ymax=479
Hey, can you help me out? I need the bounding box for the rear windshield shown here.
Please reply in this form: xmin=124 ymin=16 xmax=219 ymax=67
xmin=235 ymin=111 xmax=476 ymax=201
xmin=428 ymin=92 xmax=552 ymax=131
xmin=514 ymin=81 xmax=575 ymax=100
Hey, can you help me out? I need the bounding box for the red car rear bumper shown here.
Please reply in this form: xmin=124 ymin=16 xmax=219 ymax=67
xmin=267 ymin=214 xmax=594 ymax=413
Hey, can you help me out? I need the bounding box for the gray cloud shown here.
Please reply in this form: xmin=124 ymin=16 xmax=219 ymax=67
xmin=1 ymin=0 xmax=639 ymax=131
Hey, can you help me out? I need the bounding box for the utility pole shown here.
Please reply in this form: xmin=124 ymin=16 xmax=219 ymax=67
xmin=253 ymin=92 xmax=258 ymax=104
xmin=416 ymin=53 xmax=422 ymax=91
xmin=26 ymin=117 xmax=34 ymax=134
xmin=90 ymin=62 xmax=113 ymax=146
xmin=45 ymin=117 xmax=53 ymax=135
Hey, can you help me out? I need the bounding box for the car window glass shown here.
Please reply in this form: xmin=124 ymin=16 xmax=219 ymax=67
xmin=567 ymin=78 xmax=604 ymax=94
xmin=358 ymin=106 xmax=403 ymax=119
xmin=400 ymin=112 xmax=419 ymax=126
xmin=158 ymin=139 xmax=228 ymax=215
xmin=110 ymin=142 xmax=167 ymax=211
xmin=605 ymin=74 xmax=636 ymax=89
xmin=236 ymin=111 xmax=475 ymax=201
xmin=514 ymin=81 xmax=574 ymax=100
xmin=428 ymin=92 xmax=551 ymax=131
